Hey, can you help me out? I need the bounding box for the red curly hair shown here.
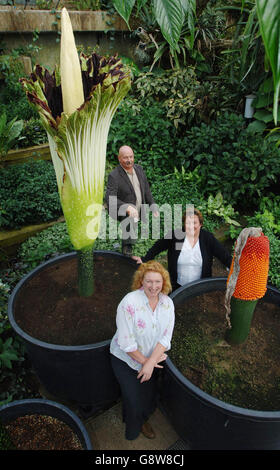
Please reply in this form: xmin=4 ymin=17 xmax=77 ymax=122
xmin=131 ymin=260 xmax=172 ymax=295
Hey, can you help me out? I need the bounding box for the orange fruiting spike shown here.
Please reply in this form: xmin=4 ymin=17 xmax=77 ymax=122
xmin=227 ymin=233 xmax=269 ymax=301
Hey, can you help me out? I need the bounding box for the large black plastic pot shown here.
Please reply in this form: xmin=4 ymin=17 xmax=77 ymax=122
xmin=160 ymin=277 xmax=280 ymax=450
xmin=8 ymin=251 xmax=137 ymax=412
xmin=0 ymin=399 xmax=92 ymax=449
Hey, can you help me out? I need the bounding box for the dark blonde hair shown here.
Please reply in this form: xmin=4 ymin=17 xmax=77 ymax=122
xmin=132 ymin=260 xmax=172 ymax=295
xmin=182 ymin=207 xmax=203 ymax=228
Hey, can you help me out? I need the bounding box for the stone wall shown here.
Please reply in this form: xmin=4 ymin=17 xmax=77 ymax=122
xmin=0 ymin=7 xmax=136 ymax=69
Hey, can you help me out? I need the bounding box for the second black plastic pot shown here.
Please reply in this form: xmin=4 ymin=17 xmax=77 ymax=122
xmin=160 ymin=277 xmax=280 ymax=450
xmin=0 ymin=399 xmax=93 ymax=449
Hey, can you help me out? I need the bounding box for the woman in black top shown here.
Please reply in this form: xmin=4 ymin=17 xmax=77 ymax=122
xmin=132 ymin=208 xmax=232 ymax=290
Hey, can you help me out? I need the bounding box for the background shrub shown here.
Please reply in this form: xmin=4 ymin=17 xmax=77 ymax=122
xmin=0 ymin=160 xmax=62 ymax=229
xmin=17 ymin=118 xmax=47 ymax=149
xmin=178 ymin=113 xmax=280 ymax=208
xmin=0 ymin=57 xmax=37 ymax=123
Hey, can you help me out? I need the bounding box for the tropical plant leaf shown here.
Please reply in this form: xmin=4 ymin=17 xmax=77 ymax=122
xmin=239 ymin=5 xmax=257 ymax=82
xmin=247 ymin=120 xmax=267 ymax=133
xmin=153 ymin=0 xmax=185 ymax=50
xmin=254 ymin=93 xmax=273 ymax=108
xmin=256 ymin=0 xmax=280 ymax=124
xmin=9 ymin=120 xmax=24 ymax=142
xmin=253 ymin=109 xmax=273 ymax=123
xmin=180 ymin=0 xmax=196 ymax=49
xmin=112 ymin=0 xmax=136 ymax=28
xmin=259 ymin=76 xmax=274 ymax=93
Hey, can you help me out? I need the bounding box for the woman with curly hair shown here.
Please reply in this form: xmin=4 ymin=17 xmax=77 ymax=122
xmin=110 ymin=260 xmax=175 ymax=441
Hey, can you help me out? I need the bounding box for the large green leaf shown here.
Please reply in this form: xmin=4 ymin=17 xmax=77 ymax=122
xmin=180 ymin=0 xmax=196 ymax=48
xmin=112 ymin=0 xmax=136 ymax=28
xmin=153 ymin=0 xmax=185 ymax=50
xmin=256 ymin=0 xmax=280 ymax=124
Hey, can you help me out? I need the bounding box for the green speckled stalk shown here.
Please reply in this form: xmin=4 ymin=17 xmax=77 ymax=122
xmin=77 ymin=248 xmax=94 ymax=297
xmin=226 ymin=297 xmax=258 ymax=345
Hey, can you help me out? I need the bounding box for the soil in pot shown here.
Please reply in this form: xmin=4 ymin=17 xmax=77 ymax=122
xmin=14 ymin=254 xmax=137 ymax=346
xmin=4 ymin=414 xmax=83 ymax=450
xmin=169 ymin=289 xmax=280 ymax=411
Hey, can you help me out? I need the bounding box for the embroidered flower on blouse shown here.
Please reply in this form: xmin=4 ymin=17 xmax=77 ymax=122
xmin=137 ymin=318 xmax=146 ymax=329
xmin=126 ymin=304 xmax=135 ymax=318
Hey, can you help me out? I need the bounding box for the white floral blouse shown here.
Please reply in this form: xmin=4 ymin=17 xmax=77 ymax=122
xmin=110 ymin=288 xmax=175 ymax=371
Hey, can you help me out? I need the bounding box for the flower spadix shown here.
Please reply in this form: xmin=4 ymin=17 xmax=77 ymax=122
xmin=20 ymin=7 xmax=131 ymax=251
xmin=60 ymin=8 xmax=84 ymax=115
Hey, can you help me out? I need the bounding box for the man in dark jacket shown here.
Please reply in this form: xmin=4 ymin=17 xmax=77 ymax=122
xmin=105 ymin=145 xmax=159 ymax=255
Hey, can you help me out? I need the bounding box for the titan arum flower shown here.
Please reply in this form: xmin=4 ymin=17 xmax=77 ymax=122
xmin=224 ymin=227 xmax=269 ymax=345
xmin=20 ymin=8 xmax=131 ymax=296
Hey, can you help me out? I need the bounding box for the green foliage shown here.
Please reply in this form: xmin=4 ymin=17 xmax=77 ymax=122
xmin=0 ymin=263 xmax=40 ymax=405
xmin=151 ymin=169 xmax=226 ymax=234
xmin=247 ymin=77 xmax=279 ymax=135
xmin=70 ymin=0 xmax=101 ymax=10
xmin=181 ymin=112 xmax=280 ymax=207
xmin=0 ymin=56 xmax=37 ymax=123
xmin=195 ymin=78 xmax=244 ymax=123
xmin=112 ymin=0 xmax=195 ymax=52
xmin=18 ymin=222 xmax=73 ymax=268
xmin=0 ymin=113 xmax=23 ymax=157
xmin=131 ymin=67 xmax=243 ymax=128
xmin=151 ymin=169 xmax=202 ymax=208
xmin=0 ymin=276 xmax=27 ymax=405
xmin=133 ymin=67 xmax=201 ymax=128
xmin=0 ymin=160 xmax=62 ymax=229
xmin=216 ymin=1 xmax=266 ymax=106
xmin=0 ymin=419 xmax=15 ymax=450
xmin=259 ymin=194 xmax=280 ymax=228
xmin=0 ymin=334 xmax=20 ymax=370
xmin=205 ymin=192 xmax=240 ymax=226
xmin=17 ymin=118 xmax=47 ymax=149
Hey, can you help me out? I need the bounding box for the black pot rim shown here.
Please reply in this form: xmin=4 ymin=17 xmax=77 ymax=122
xmin=167 ymin=277 xmax=280 ymax=420
xmin=0 ymin=398 xmax=92 ymax=449
xmin=8 ymin=250 xmax=137 ymax=352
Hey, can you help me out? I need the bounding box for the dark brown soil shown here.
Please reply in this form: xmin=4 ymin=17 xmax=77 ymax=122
xmin=5 ymin=414 xmax=83 ymax=450
xmin=170 ymin=288 xmax=280 ymax=411
xmin=14 ymin=254 xmax=137 ymax=346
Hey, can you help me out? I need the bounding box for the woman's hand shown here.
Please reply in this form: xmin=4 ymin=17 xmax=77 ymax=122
xmin=137 ymin=354 xmax=167 ymax=382
xmin=137 ymin=358 xmax=156 ymax=383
